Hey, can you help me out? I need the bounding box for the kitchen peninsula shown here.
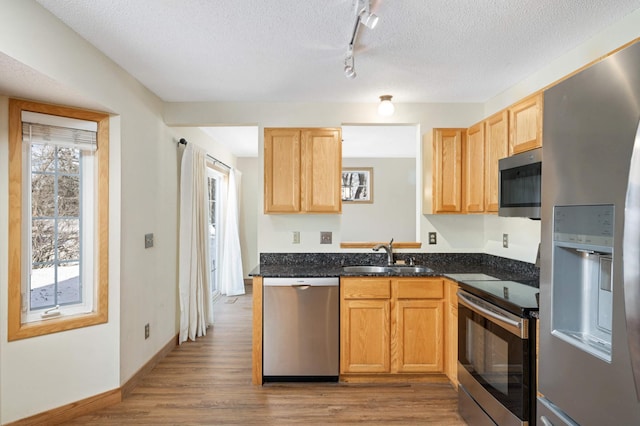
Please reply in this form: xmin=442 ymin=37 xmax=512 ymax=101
xmin=250 ymin=252 xmax=539 ymax=386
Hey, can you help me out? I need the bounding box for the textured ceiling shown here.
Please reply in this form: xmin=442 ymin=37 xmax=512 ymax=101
xmin=35 ymin=0 xmax=640 ymax=104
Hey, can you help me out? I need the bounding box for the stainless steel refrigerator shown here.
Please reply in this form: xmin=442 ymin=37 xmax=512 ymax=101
xmin=538 ymin=41 xmax=640 ymax=425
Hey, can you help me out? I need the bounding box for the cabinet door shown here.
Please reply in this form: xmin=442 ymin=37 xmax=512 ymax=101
xmin=393 ymin=299 xmax=444 ymax=373
xmin=484 ymin=110 xmax=509 ymax=212
xmin=464 ymin=123 xmax=485 ymax=213
xmin=509 ymin=93 xmax=543 ymax=155
xmin=301 ymin=128 xmax=342 ymax=213
xmin=432 ymin=128 xmax=464 ymax=213
xmin=264 ymin=129 xmax=301 ymax=213
xmin=341 ymin=299 xmax=391 ymax=373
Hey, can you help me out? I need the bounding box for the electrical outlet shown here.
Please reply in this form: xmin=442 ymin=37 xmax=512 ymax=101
xmin=144 ymin=323 xmax=150 ymax=339
xmin=428 ymin=232 xmax=437 ymax=245
xmin=292 ymin=231 xmax=300 ymax=244
xmin=144 ymin=233 xmax=154 ymax=249
xmin=503 ymin=233 xmax=509 ymax=248
xmin=320 ymin=231 xmax=332 ymax=244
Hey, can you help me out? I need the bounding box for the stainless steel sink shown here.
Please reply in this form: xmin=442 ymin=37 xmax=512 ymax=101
xmin=392 ymin=265 xmax=433 ymax=273
xmin=342 ymin=265 xmax=392 ymax=273
xmin=342 ymin=265 xmax=433 ymax=274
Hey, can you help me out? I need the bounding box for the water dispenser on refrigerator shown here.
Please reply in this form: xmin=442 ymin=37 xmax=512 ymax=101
xmin=551 ymin=204 xmax=614 ymax=362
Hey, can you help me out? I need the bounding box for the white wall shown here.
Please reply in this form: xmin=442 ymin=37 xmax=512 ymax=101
xmin=0 ymin=1 xmax=638 ymax=422
xmin=477 ymin=8 xmax=640 ymax=264
xmin=484 ymin=215 xmax=541 ymax=263
xmin=0 ymin=1 xmax=178 ymax=422
xmin=485 ymin=8 xmax=640 ymax=115
xmin=342 ymin=158 xmax=416 ymax=242
xmin=164 ymin=102 xmax=485 ymax=259
xmin=237 ymin=157 xmax=260 ymax=275
xmin=165 ymin=101 xmax=537 ymax=263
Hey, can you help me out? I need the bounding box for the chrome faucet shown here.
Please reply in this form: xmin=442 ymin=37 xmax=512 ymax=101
xmin=373 ymin=238 xmax=394 ymax=266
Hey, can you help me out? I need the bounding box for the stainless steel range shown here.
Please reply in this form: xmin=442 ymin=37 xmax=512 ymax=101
xmin=454 ymin=276 xmax=539 ymax=426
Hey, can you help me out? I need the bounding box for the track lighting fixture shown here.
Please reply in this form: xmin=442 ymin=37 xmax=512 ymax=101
xmin=359 ymin=1 xmax=379 ymax=29
xmin=378 ymin=95 xmax=394 ymax=116
xmin=344 ymin=48 xmax=356 ymax=79
xmin=343 ymin=0 xmax=378 ymax=79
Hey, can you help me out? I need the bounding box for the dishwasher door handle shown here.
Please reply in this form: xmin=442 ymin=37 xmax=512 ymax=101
xmin=292 ymin=285 xmax=311 ymax=290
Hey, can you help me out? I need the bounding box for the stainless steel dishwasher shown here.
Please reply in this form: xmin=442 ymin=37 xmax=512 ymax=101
xmin=263 ymin=277 xmax=339 ymax=382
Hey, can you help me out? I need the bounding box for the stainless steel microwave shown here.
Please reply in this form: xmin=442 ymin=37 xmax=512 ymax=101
xmin=498 ymin=147 xmax=542 ymax=219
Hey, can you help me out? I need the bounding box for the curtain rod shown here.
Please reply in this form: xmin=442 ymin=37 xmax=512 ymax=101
xmin=178 ymin=137 xmax=232 ymax=171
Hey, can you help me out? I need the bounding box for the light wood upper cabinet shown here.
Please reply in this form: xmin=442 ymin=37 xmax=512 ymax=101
xmin=264 ymin=129 xmax=301 ymax=213
xmin=340 ymin=277 xmax=445 ymax=376
xmin=301 ymin=128 xmax=342 ymax=213
xmin=430 ymin=93 xmax=540 ymax=216
xmin=509 ymin=93 xmax=543 ymax=155
xmin=484 ymin=110 xmax=509 ymax=212
xmin=264 ymin=128 xmax=342 ymax=214
xmin=432 ymin=129 xmax=464 ymax=214
xmin=432 ymin=125 xmax=486 ymax=214
xmin=464 ymin=122 xmax=485 ymax=213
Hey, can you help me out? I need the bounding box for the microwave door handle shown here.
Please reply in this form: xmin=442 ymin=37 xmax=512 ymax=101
xmin=458 ymin=291 xmax=527 ymax=338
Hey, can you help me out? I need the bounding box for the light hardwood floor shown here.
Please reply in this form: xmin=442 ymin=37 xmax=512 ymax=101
xmin=65 ymin=286 xmax=467 ymax=425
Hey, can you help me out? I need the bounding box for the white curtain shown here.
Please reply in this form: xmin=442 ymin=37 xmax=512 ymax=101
xmin=219 ymin=168 xmax=245 ymax=296
xmin=178 ymin=143 xmax=212 ymax=343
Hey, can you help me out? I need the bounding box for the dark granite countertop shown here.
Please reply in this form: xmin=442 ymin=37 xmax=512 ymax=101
xmin=250 ymin=253 xmax=540 ymax=318
xmin=249 ymin=252 xmax=539 ymax=286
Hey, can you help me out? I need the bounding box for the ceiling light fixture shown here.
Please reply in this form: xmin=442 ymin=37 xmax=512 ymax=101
xmin=378 ymin=95 xmax=395 ymax=116
xmin=343 ymin=0 xmax=378 ymax=79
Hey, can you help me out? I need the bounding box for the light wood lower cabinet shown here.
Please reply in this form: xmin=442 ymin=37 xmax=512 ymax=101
xmin=341 ymin=299 xmax=391 ymax=373
xmin=341 ymin=277 xmax=445 ymax=376
xmin=444 ymin=279 xmax=459 ymax=387
xmin=394 ymin=298 xmax=444 ymax=373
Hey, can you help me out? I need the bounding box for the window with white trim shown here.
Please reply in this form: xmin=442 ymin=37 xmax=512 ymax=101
xmin=8 ymin=99 xmax=109 ymax=341
xmin=22 ymin=113 xmax=97 ymax=322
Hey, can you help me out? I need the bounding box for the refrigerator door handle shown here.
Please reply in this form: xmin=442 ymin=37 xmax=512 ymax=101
xmin=623 ymin=118 xmax=640 ymax=401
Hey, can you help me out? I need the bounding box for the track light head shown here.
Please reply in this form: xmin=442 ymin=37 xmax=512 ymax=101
xmin=344 ymin=65 xmax=357 ymax=79
xmin=343 ymin=0 xmax=378 ymax=79
xmin=344 ymin=48 xmax=356 ymax=79
xmin=360 ymin=11 xmax=379 ymax=29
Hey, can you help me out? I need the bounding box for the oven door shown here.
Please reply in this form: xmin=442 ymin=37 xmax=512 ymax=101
xmin=457 ymin=290 xmax=532 ymax=426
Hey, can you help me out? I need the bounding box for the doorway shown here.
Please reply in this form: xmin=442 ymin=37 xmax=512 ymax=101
xmin=207 ymin=167 xmax=225 ymax=306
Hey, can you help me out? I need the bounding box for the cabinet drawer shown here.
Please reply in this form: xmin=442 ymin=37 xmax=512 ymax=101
xmin=394 ymin=279 xmax=444 ymax=299
xmin=342 ymin=278 xmax=391 ymax=299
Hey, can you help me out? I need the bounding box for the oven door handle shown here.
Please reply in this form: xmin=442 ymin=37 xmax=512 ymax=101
xmin=458 ymin=291 xmax=528 ymax=339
